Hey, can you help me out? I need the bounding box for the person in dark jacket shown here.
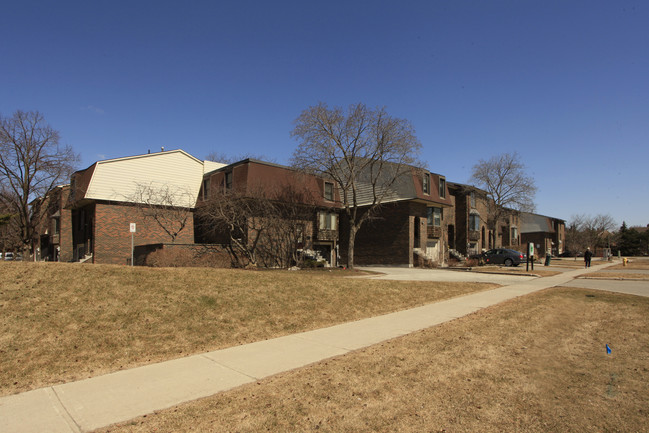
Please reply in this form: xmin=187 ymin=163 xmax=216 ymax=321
xmin=584 ymin=247 xmax=593 ymax=268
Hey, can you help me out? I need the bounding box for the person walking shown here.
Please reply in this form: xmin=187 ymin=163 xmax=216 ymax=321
xmin=584 ymin=247 xmax=593 ymax=268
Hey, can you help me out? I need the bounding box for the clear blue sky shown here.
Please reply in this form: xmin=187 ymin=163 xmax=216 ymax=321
xmin=2 ymin=1 xmax=647 ymax=227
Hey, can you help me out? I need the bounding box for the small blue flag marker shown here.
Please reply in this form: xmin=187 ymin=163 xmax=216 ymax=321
xmin=606 ymin=344 xmax=612 ymax=354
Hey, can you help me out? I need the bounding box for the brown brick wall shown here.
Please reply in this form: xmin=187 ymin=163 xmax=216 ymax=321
xmin=340 ymin=201 xmax=422 ymax=266
xmin=93 ymin=203 xmax=195 ymax=265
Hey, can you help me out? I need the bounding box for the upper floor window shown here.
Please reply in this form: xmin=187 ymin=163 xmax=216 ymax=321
xmin=225 ymin=172 xmax=233 ymax=190
xmin=470 ymin=191 xmax=476 ymax=208
xmin=439 ymin=177 xmax=446 ymax=198
xmin=318 ymin=211 xmax=337 ymax=230
xmin=511 ymin=227 xmax=518 ymax=240
xmin=324 ymin=181 xmax=334 ymax=201
xmin=427 ymin=207 xmax=441 ymax=227
xmin=53 ymin=217 xmax=60 ymax=235
xmin=423 ymin=173 xmax=430 ymax=195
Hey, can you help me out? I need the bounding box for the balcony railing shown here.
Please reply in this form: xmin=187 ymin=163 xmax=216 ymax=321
xmin=316 ymin=229 xmax=338 ymax=241
xmin=427 ymin=226 xmax=442 ymax=238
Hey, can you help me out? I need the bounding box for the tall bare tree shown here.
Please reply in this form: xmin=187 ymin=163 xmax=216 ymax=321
xmin=566 ymin=213 xmax=616 ymax=254
xmin=0 ymin=110 xmax=78 ymax=256
xmin=291 ymin=102 xmax=422 ymax=269
xmin=469 ymin=152 xmax=537 ymax=238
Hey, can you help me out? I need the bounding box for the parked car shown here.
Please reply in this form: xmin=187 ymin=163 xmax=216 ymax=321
xmin=4 ymin=252 xmax=14 ymax=261
xmin=480 ymin=248 xmax=526 ymax=266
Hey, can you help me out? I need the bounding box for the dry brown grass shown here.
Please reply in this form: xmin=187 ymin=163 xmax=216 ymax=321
xmin=0 ymin=262 xmax=495 ymax=396
xmin=97 ymin=287 xmax=649 ymax=433
xmin=608 ymin=257 xmax=649 ymax=270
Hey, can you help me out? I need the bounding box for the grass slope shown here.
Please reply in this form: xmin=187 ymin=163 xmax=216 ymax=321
xmin=98 ymin=287 xmax=649 ymax=433
xmin=0 ymin=262 xmax=494 ymax=396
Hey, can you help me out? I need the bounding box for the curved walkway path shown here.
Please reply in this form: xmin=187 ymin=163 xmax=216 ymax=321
xmin=0 ymin=260 xmax=632 ymax=433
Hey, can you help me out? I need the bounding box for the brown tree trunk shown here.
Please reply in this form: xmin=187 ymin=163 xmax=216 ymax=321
xmin=347 ymin=224 xmax=357 ymax=269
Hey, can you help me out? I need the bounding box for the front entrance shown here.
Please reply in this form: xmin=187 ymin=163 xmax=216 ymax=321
xmin=313 ymin=242 xmax=336 ymax=267
xmin=448 ymin=224 xmax=455 ymax=249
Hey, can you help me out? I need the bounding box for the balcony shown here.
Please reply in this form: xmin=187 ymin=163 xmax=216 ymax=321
xmin=316 ymin=229 xmax=338 ymax=242
xmin=427 ymin=226 xmax=442 ymax=238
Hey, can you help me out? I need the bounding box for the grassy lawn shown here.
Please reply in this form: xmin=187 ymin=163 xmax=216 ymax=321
xmin=608 ymin=257 xmax=649 ymax=270
xmin=584 ymin=272 xmax=649 ymax=280
xmin=96 ymin=287 xmax=649 ymax=433
xmin=0 ymin=262 xmax=496 ymax=396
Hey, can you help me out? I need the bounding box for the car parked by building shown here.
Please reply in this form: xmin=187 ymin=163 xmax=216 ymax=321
xmin=480 ymin=248 xmax=526 ymax=266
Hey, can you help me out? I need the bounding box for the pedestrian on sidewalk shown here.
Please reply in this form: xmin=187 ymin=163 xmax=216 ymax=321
xmin=584 ymin=247 xmax=593 ymax=268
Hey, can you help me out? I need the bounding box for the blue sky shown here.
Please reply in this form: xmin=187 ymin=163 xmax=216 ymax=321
xmin=2 ymin=1 xmax=647 ymax=227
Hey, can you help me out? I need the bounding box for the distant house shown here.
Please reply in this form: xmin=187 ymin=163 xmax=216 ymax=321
xmin=66 ymin=149 xmax=223 ymax=264
xmin=520 ymin=212 xmax=566 ymax=257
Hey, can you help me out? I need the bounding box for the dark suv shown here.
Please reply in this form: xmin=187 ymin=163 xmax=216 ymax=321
xmin=481 ymin=248 xmax=525 ymax=266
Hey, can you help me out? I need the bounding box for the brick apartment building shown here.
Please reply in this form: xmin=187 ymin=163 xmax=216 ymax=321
xmin=34 ymin=148 xmax=564 ymax=267
xmin=65 ymin=149 xmax=223 ymax=264
xmin=520 ymin=212 xmax=566 ymax=257
xmin=339 ymin=169 xmax=452 ymax=266
xmin=447 ymin=182 xmax=523 ymax=258
xmin=197 ymin=158 xmax=342 ymax=267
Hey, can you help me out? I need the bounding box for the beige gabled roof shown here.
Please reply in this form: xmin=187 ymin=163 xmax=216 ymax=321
xmin=83 ymin=150 xmax=225 ymax=207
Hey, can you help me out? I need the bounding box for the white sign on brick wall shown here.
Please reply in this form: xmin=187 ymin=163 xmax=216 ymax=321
xmin=130 ymin=223 xmax=136 ymax=233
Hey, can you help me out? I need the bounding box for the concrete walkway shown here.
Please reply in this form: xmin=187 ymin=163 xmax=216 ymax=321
xmin=0 ymin=261 xmax=624 ymax=433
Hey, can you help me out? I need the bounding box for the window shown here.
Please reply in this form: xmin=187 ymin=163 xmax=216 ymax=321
xmin=511 ymin=227 xmax=518 ymax=240
xmin=470 ymin=191 xmax=476 ymax=208
xmin=427 ymin=207 xmax=441 ymax=227
xmin=318 ymin=212 xmax=338 ymax=230
xmin=324 ymin=181 xmax=334 ymax=201
xmin=225 ymin=172 xmax=232 ymax=190
xmin=423 ymin=173 xmax=430 ymax=194
xmin=53 ymin=217 xmax=60 ymax=235
xmin=469 ymin=214 xmax=480 ymax=231
xmin=439 ymin=177 xmax=446 ymax=198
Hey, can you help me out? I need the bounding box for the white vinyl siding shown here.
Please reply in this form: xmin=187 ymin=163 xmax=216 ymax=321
xmin=84 ymin=150 xmax=210 ymax=207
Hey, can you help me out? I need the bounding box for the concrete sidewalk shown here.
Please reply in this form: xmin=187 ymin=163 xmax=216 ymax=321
xmin=0 ymin=262 xmax=617 ymax=433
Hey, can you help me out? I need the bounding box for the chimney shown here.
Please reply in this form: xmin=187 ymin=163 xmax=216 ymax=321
xmin=161 ymin=146 xmax=164 ymax=152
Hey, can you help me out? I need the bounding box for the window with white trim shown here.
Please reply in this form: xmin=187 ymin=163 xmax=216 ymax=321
xmin=469 ymin=214 xmax=480 ymax=231
xmin=318 ymin=211 xmax=337 ymax=230
xmin=423 ymin=173 xmax=430 ymax=194
xmin=427 ymin=207 xmax=441 ymax=227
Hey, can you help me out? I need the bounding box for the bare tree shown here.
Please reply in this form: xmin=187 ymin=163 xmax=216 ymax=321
xmin=196 ymin=183 xmax=317 ymax=268
xmin=129 ymin=183 xmax=195 ymax=243
xmin=567 ymin=213 xmax=616 ymax=254
xmin=291 ymin=102 xmax=422 ymax=269
xmin=469 ymin=152 xmax=537 ymax=238
xmin=0 ymin=110 xmax=78 ymax=256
